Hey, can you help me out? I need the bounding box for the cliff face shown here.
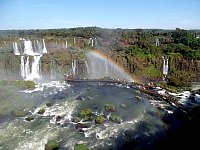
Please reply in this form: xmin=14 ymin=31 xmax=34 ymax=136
xmin=0 ymin=39 xmax=200 ymax=82
xmin=0 ymin=53 xmax=21 ymax=80
xmin=0 ymin=39 xmax=74 ymax=80
xmin=168 ymin=55 xmax=200 ymax=81
xmin=106 ymin=50 xmax=200 ymax=82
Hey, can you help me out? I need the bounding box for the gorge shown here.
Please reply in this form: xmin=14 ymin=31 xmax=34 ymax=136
xmin=0 ymin=27 xmax=200 ymax=150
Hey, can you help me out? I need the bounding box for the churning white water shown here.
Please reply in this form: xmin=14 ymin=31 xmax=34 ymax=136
xmin=13 ymin=39 xmax=48 ymax=81
xmin=20 ymin=56 xmax=25 ymax=78
xmin=50 ymin=60 xmax=57 ymax=80
xmin=42 ymin=39 xmax=47 ymax=54
xmin=162 ymin=56 xmax=169 ymax=76
xmin=12 ymin=42 xmax=20 ymax=55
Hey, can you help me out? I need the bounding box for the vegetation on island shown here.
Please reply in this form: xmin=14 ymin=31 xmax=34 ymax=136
xmin=74 ymin=144 xmax=90 ymax=150
xmin=95 ymin=115 xmax=105 ymax=124
xmin=45 ymin=140 xmax=60 ymax=150
xmin=79 ymin=108 xmax=93 ymax=121
xmin=38 ymin=108 xmax=45 ymax=114
xmin=109 ymin=115 xmax=121 ymax=124
xmin=104 ymin=104 xmax=115 ymax=112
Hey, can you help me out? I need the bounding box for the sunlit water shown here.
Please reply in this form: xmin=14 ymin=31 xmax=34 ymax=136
xmin=0 ymin=80 xmax=185 ymax=150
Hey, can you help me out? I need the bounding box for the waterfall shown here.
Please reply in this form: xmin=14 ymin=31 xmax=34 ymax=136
xmin=156 ymin=38 xmax=160 ymax=46
xmin=71 ymin=59 xmax=77 ymax=76
xmin=66 ymin=41 xmax=68 ymax=49
xmin=85 ymin=51 xmax=132 ymax=81
xmin=72 ymin=59 xmax=76 ymax=76
xmin=84 ymin=60 xmax=90 ymax=74
xmin=105 ymin=62 xmax=108 ymax=74
xmin=73 ymin=38 xmax=76 ymax=45
xmin=91 ymin=39 xmax=94 ymax=47
xmin=13 ymin=42 xmax=20 ymax=55
xmin=20 ymin=56 xmax=25 ymax=78
xmin=17 ymin=39 xmax=48 ymax=80
xmin=89 ymin=38 xmax=95 ymax=47
xmin=94 ymin=38 xmax=97 ymax=46
xmin=50 ymin=60 xmax=57 ymax=80
xmin=162 ymin=56 xmax=169 ymax=76
xmin=42 ymin=39 xmax=47 ymax=53
xmin=31 ymin=55 xmax=42 ymax=79
xmin=25 ymin=56 xmax=31 ymax=78
xmin=24 ymin=40 xmax=34 ymax=56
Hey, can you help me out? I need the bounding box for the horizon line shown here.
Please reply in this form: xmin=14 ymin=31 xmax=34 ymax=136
xmin=0 ymin=26 xmax=200 ymax=31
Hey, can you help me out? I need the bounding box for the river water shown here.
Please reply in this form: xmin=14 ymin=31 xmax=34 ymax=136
xmin=0 ymin=80 xmax=182 ymax=150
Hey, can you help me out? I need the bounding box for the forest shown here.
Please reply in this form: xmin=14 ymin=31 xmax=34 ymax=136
xmin=1 ymin=27 xmax=200 ymax=59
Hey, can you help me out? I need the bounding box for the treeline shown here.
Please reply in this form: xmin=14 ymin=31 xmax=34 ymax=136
xmin=0 ymin=27 xmax=200 ymax=59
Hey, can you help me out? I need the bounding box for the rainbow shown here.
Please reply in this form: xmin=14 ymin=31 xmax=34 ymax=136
xmin=86 ymin=50 xmax=134 ymax=82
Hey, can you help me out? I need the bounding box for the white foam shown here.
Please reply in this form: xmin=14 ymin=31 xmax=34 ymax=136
xmin=20 ymin=81 xmax=70 ymax=94
xmin=84 ymin=115 xmax=144 ymax=140
xmin=15 ymin=126 xmax=58 ymax=150
xmin=33 ymin=100 xmax=78 ymax=125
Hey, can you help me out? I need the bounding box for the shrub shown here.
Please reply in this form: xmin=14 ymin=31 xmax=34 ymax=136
xmin=74 ymin=144 xmax=90 ymax=150
xmin=95 ymin=115 xmax=105 ymax=124
xmin=104 ymin=104 xmax=115 ymax=112
xmin=109 ymin=115 xmax=121 ymax=124
xmin=38 ymin=108 xmax=45 ymax=114
xmin=135 ymin=96 xmax=141 ymax=101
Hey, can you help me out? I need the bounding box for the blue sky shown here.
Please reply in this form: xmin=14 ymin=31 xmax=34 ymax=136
xmin=0 ymin=0 xmax=200 ymax=29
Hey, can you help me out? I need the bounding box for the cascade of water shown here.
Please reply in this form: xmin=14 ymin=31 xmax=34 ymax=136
xmin=89 ymin=38 xmax=95 ymax=47
xmin=74 ymin=38 xmax=76 ymax=45
xmin=85 ymin=52 xmax=132 ymax=81
xmin=84 ymin=60 xmax=90 ymax=74
xmin=25 ymin=56 xmax=31 ymax=78
xmin=71 ymin=59 xmax=77 ymax=76
xmin=19 ymin=39 xmax=48 ymax=80
xmin=162 ymin=56 xmax=169 ymax=76
xmin=50 ymin=60 xmax=57 ymax=80
xmin=13 ymin=42 xmax=20 ymax=55
xmin=156 ymin=38 xmax=160 ymax=46
xmin=91 ymin=39 xmax=94 ymax=47
xmin=42 ymin=39 xmax=47 ymax=53
xmin=20 ymin=56 xmax=25 ymax=78
xmin=94 ymin=38 xmax=97 ymax=46
xmin=65 ymin=41 xmax=68 ymax=49
xmin=24 ymin=40 xmax=34 ymax=56
xmin=30 ymin=55 xmax=42 ymax=79
xmin=105 ymin=62 xmax=108 ymax=74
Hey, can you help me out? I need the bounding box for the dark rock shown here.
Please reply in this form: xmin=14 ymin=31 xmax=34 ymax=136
xmin=188 ymin=94 xmax=197 ymax=103
xmin=46 ymin=102 xmax=54 ymax=107
xmin=75 ymin=123 xmax=91 ymax=129
xmin=71 ymin=117 xmax=81 ymax=123
xmin=56 ymin=116 xmax=63 ymax=122
xmin=25 ymin=116 xmax=35 ymax=121
xmin=93 ymin=105 xmax=98 ymax=109
xmin=76 ymin=96 xmax=84 ymax=100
